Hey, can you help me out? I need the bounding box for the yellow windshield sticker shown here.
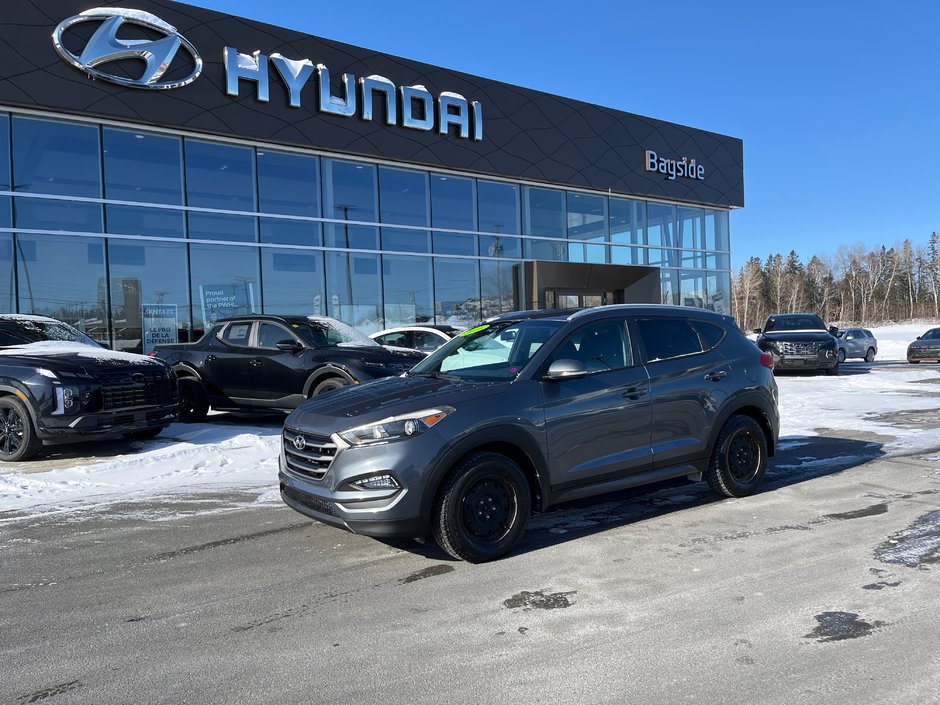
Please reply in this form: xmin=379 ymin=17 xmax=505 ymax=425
xmin=460 ymin=325 xmax=489 ymax=337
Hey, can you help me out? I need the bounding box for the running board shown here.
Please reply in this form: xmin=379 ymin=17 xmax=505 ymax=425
xmin=551 ymin=464 xmax=701 ymax=505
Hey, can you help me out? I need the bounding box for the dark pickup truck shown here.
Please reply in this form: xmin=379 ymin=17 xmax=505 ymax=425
xmin=0 ymin=314 xmax=178 ymax=461
xmin=154 ymin=314 xmax=425 ymax=421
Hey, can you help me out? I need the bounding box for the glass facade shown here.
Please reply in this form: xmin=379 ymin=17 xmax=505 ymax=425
xmin=0 ymin=111 xmax=733 ymax=351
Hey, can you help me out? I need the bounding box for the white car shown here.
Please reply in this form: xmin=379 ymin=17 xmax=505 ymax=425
xmin=370 ymin=325 xmax=461 ymax=353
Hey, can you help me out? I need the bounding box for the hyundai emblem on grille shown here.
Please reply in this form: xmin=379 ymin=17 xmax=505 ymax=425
xmin=131 ymin=373 xmax=146 ymax=385
xmin=292 ymin=434 xmax=307 ymax=451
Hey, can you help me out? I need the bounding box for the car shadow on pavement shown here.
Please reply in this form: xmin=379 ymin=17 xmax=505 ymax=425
xmin=394 ymin=434 xmax=886 ymax=562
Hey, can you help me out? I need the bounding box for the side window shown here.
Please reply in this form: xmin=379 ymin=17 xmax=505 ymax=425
xmin=551 ymin=319 xmax=632 ymax=373
xmin=376 ymin=331 xmax=410 ymax=348
xmin=413 ymin=330 xmax=445 ymax=352
xmin=637 ymin=318 xmax=703 ymax=362
xmin=220 ymin=322 xmax=252 ymax=346
xmin=692 ymin=320 xmax=725 ymax=350
xmin=257 ymin=322 xmax=296 ymax=349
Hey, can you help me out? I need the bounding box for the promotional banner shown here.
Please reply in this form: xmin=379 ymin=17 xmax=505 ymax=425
xmin=142 ymin=303 xmax=178 ymax=354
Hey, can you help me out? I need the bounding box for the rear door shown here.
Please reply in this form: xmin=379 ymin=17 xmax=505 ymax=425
xmin=541 ymin=317 xmax=652 ymax=489
xmin=636 ymin=317 xmax=735 ymax=469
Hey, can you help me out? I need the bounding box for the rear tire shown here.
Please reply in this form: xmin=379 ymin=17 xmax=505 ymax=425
xmin=178 ymin=378 xmax=209 ymax=423
xmin=837 ymin=348 xmax=846 ymax=363
xmin=826 ymin=363 xmax=839 ymax=376
xmin=431 ymin=451 xmax=531 ymax=563
xmin=0 ymin=396 xmax=43 ymax=462
xmin=864 ymin=348 xmax=875 ymax=363
xmin=705 ymin=415 xmax=768 ymax=498
xmin=312 ymin=377 xmax=350 ymax=396
xmin=909 ymin=360 xmax=920 ymax=364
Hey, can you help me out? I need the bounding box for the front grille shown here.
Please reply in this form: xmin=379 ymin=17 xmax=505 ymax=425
xmin=778 ymin=341 xmax=820 ymax=356
xmin=281 ymin=485 xmax=338 ymax=517
xmin=99 ymin=367 xmax=177 ymax=411
xmin=282 ymin=427 xmax=337 ymax=481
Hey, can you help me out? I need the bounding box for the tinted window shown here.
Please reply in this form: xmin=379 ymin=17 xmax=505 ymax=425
xmin=325 ymin=251 xmax=381 ymax=330
xmin=431 ymin=174 xmax=474 ymax=230
xmin=103 ymin=129 xmax=183 ymax=204
xmin=187 ymin=212 xmax=256 ymax=242
xmin=257 ymin=150 xmax=318 ymax=216
xmin=190 ymin=245 xmax=260 ymax=331
xmin=383 ymin=254 xmax=432 ymax=325
xmin=13 ymin=117 xmax=100 ymax=197
xmin=379 ymin=166 xmax=428 ymax=226
xmin=610 ymin=197 xmax=644 ymax=265
xmin=413 ymin=330 xmax=446 ymax=352
xmin=434 ymin=257 xmax=479 ymax=328
xmin=375 ymin=331 xmax=410 ymax=348
xmin=922 ymin=329 xmax=940 ymax=340
xmin=322 ymin=159 xmax=376 ymax=221
xmin=764 ymin=314 xmax=826 ymax=331
xmin=477 ymin=180 xmax=519 ymax=234
xmin=1 ymin=114 xmax=11 ymax=228
xmin=261 ymin=248 xmax=325 ymax=316
xmin=552 ymin=319 xmax=632 ymax=373
xmin=692 ymin=320 xmax=725 ymax=350
xmin=646 ymin=202 xmax=675 ymax=266
xmin=256 ymin=322 xmax=296 ymax=348
xmin=637 ymin=318 xmax=703 ymax=362
xmin=185 ymin=140 xmax=254 ymax=211
xmin=221 ymin=322 xmax=252 ymax=346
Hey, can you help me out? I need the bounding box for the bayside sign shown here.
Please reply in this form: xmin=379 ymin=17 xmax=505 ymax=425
xmin=52 ymin=7 xmax=484 ymax=141
xmin=645 ymin=150 xmax=705 ymax=181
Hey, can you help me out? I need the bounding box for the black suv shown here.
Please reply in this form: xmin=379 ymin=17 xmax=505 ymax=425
xmin=0 ymin=315 xmax=178 ymax=461
xmin=279 ymin=305 xmax=780 ymax=562
xmin=154 ymin=315 xmax=424 ymax=421
xmin=754 ymin=313 xmax=839 ymax=375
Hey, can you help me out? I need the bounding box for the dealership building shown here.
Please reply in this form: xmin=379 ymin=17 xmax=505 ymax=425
xmin=0 ymin=0 xmax=743 ymax=353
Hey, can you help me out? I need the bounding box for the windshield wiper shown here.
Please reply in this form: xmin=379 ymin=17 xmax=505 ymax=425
xmin=410 ymin=371 xmax=461 ymax=382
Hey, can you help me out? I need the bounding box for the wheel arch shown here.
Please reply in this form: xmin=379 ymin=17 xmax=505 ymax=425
xmin=0 ymin=382 xmax=41 ymax=430
xmin=707 ymin=393 xmax=777 ymax=459
xmin=171 ymin=363 xmax=202 ymax=380
xmin=302 ymin=365 xmax=356 ymax=397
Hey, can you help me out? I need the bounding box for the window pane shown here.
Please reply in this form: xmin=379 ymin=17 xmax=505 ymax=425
xmin=477 ymin=180 xmax=519 ymax=235
xmin=379 ymin=166 xmax=428 ymax=226
xmin=0 ymin=114 xmax=9 ymax=228
xmin=383 ymin=254 xmax=433 ymax=325
xmin=260 ymin=218 xmax=321 ymax=246
xmin=382 ymin=227 xmax=430 ymax=253
xmin=103 ymin=129 xmax=182 ymax=205
xmin=706 ymin=210 xmax=730 ymax=251
xmin=434 ymin=257 xmax=480 ymax=327
xmin=324 ymin=223 xmax=378 ymax=250
xmin=262 ymin=247 xmax=325 ymax=316
xmin=107 ymin=205 xmax=184 ymax=238
xmin=258 ymin=150 xmax=319 ymax=216
xmin=680 ymin=271 xmax=707 ymax=307
xmin=524 ymin=187 xmax=565 ymax=260
xmin=187 ymin=212 xmax=256 ymax=242
xmin=108 ymin=240 xmax=190 ymax=353
xmin=481 ymin=259 xmax=517 ymax=318
xmin=647 ymin=202 xmax=675 ymax=267
xmin=610 ymin=197 xmax=644 ymax=265
xmin=13 ymin=117 xmax=100 ymax=197
xmin=661 ymin=270 xmax=679 ymax=305
xmin=185 ymin=140 xmax=254 ymax=211
xmin=322 ymin=159 xmax=376 ymax=223
xmin=551 ymin=319 xmax=632 ymax=372
xmin=481 ymin=234 xmax=521 ymax=259
xmin=637 ymin=318 xmax=703 ymax=362
xmin=567 ymin=193 xmax=606 ymax=263
xmin=678 ymin=207 xmax=705 ymax=267
xmin=16 ymin=233 xmax=108 ymax=343
xmin=14 ymin=198 xmax=102 ymax=233
xmin=189 ymin=244 xmax=260 ymax=332
xmin=431 ymin=174 xmax=474 ymax=230
xmin=433 ymin=230 xmax=477 ymax=256
xmin=706 ymin=272 xmax=732 ymax=314
xmin=325 ymin=251 xmax=381 ymax=331
xmin=0 ymin=234 xmax=13 ymax=313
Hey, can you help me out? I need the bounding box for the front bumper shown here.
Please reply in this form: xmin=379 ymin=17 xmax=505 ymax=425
xmin=36 ymin=404 xmax=178 ymax=441
xmin=772 ymin=352 xmax=838 ymax=371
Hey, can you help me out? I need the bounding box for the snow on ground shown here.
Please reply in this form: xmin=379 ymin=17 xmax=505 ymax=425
xmin=0 ymin=323 xmax=938 ymax=520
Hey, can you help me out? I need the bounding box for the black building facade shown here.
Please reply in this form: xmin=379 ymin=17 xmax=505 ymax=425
xmin=0 ymin=0 xmax=743 ymax=352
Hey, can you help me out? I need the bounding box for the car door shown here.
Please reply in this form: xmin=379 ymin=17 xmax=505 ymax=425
xmin=636 ymin=317 xmax=735 ymax=469
xmin=207 ymin=321 xmax=257 ymax=401
xmin=843 ymin=329 xmax=860 ymax=357
xmin=412 ymin=329 xmax=448 ymax=353
xmin=251 ymin=321 xmax=310 ymax=405
xmin=541 ymin=317 xmax=652 ymax=490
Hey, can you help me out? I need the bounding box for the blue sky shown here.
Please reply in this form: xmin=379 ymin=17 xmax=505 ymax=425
xmin=186 ymin=0 xmax=940 ymax=269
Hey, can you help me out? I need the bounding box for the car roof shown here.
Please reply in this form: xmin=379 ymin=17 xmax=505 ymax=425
xmin=486 ymin=304 xmax=734 ymax=325
xmin=371 ymin=325 xmax=457 ymax=336
xmin=217 ymin=314 xmax=338 ymax=325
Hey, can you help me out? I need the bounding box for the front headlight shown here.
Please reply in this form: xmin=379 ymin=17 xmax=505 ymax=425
xmin=337 ymin=406 xmax=454 ymax=447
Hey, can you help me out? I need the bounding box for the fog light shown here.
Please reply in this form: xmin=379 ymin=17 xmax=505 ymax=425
xmin=353 ymin=474 xmax=401 ymax=490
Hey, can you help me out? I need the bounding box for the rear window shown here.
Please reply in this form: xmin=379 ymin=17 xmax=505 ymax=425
xmin=221 ymin=322 xmax=252 ymax=346
xmin=692 ymin=321 xmax=726 ymax=350
xmin=637 ymin=318 xmax=703 ymax=362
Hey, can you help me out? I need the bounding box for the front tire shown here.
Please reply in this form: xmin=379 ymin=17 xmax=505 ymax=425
xmin=178 ymin=378 xmax=209 ymax=423
xmin=837 ymin=348 xmax=846 ymax=363
xmin=826 ymin=362 xmax=839 ymax=376
xmin=431 ymin=451 xmax=531 ymax=563
xmin=312 ymin=377 xmax=350 ymax=396
xmin=0 ymin=396 xmax=43 ymax=462
xmin=864 ymin=348 xmax=875 ymax=363
xmin=705 ymin=415 xmax=768 ymax=498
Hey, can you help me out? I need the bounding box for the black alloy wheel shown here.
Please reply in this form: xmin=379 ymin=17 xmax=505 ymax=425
xmin=312 ymin=377 xmax=350 ymax=396
xmin=705 ymin=415 xmax=768 ymax=498
xmin=0 ymin=396 xmax=42 ymax=462
xmin=178 ymin=378 xmax=209 ymax=423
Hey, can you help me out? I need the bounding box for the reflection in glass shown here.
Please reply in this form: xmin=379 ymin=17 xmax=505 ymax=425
xmin=379 ymin=166 xmax=428 ymax=226
xmin=184 ymin=139 xmax=255 ymax=211
xmin=477 ymin=180 xmax=520 ymax=234
xmin=433 ymin=230 xmax=477 ymax=256
xmin=324 ymin=223 xmax=379 ymax=250
xmin=524 ymin=187 xmax=565 ymax=260
xmin=382 ymin=227 xmax=431 ymax=253
xmin=262 ymin=247 xmax=325 ymax=316
xmin=567 ymin=192 xmax=606 ymax=263
xmin=480 ymin=234 xmax=521 ymax=259
xmin=260 ymin=218 xmax=321 ymax=246
xmin=647 ymin=202 xmax=675 ymax=267
xmin=187 ymin=212 xmax=256 ymax=242
xmin=189 ymin=244 xmax=259 ymax=333
xmin=14 ymin=199 xmax=102 ymax=233
xmin=107 ymin=205 xmax=184 ymax=238
xmin=382 ymin=254 xmax=433 ymax=325
xmin=322 ymin=159 xmax=377 ymax=221
xmin=678 ymin=207 xmax=705 ymax=267
xmin=680 ymin=270 xmax=707 ymax=308
xmin=706 ymin=272 xmax=732 ymax=314
xmin=0 ymin=114 xmax=10 ymax=228
xmin=0 ymin=234 xmax=12 ymax=313
xmin=434 ymin=257 xmax=480 ymax=327
xmin=13 ymin=117 xmax=100 ymax=197
xmin=431 ymin=174 xmax=474 ymax=230
xmin=325 ymin=251 xmax=381 ymax=331
xmin=257 ymin=150 xmax=319 ymax=216
xmin=108 ymin=240 xmax=189 ymax=352
xmin=16 ymin=233 xmax=108 ymax=342
xmin=481 ymin=259 xmax=517 ymax=318
xmin=705 ymin=210 xmax=730 ymax=251
xmin=103 ymin=129 xmax=183 ymax=204
xmin=660 ymin=271 xmax=679 ymax=306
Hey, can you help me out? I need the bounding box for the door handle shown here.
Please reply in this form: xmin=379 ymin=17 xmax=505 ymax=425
xmin=622 ymin=386 xmax=647 ymax=400
xmin=205 ymin=355 xmax=217 ymax=362
xmin=704 ymin=370 xmax=728 ymax=382
xmin=250 ymin=359 xmax=263 ymax=367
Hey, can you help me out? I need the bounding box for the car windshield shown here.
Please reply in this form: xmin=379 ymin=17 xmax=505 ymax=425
xmin=921 ymin=328 xmax=940 ymax=340
xmin=0 ymin=318 xmax=98 ymax=347
xmin=291 ymin=318 xmax=379 ymax=348
xmin=409 ymin=319 xmax=564 ymax=381
xmin=764 ymin=314 xmax=826 ymax=332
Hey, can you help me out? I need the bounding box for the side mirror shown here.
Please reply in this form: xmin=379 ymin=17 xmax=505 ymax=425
xmin=828 ymin=326 xmax=839 ymax=337
xmin=752 ymin=328 xmax=762 ymax=334
xmin=276 ymin=339 xmax=304 ymax=352
xmin=544 ymin=359 xmax=588 ymax=381
xmin=916 ymin=336 xmax=922 ymax=340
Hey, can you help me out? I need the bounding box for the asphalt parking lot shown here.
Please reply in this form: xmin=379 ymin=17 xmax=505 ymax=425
xmin=2 ymin=364 xmax=939 ymax=705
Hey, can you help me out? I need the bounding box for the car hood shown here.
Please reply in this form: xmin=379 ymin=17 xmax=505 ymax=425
xmin=321 ymin=345 xmax=424 ymax=365
xmin=0 ymin=342 xmax=168 ymax=376
xmin=285 ymin=374 xmax=508 ymax=436
xmin=759 ymin=331 xmax=835 ymax=344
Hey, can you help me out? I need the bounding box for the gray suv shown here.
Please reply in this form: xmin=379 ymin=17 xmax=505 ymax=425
xmin=836 ymin=328 xmax=878 ymax=363
xmin=279 ymin=306 xmax=780 ymax=562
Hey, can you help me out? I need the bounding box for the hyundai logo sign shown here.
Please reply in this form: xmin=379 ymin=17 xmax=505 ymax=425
xmin=52 ymin=8 xmax=203 ymax=90
xmin=292 ymin=434 xmax=307 ymax=451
